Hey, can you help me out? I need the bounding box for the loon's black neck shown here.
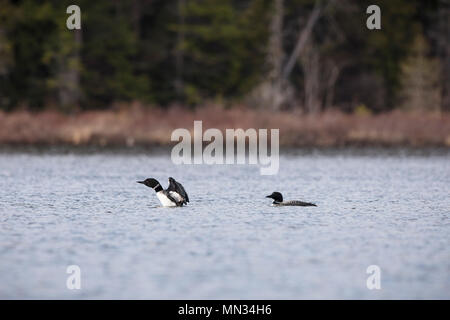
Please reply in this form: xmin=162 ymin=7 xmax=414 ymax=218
xmin=154 ymin=184 xmax=163 ymax=192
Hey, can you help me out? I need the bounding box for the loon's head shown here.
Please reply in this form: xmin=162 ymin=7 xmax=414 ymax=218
xmin=266 ymin=191 xmax=283 ymax=203
xmin=137 ymin=178 xmax=161 ymax=189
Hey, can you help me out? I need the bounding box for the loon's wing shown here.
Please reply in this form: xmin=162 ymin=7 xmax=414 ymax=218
xmin=168 ymin=178 xmax=189 ymax=203
xmin=163 ymin=190 xmax=181 ymax=206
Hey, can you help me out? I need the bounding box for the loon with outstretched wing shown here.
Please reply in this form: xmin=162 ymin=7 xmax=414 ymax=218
xmin=137 ymin=177 xmax=189 ymax=207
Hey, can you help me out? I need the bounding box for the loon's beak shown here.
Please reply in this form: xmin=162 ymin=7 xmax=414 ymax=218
xmin=266 ymin=195 xmax=272 ymax=198
xmin=137 ymin=181 xmax=144 ymax=184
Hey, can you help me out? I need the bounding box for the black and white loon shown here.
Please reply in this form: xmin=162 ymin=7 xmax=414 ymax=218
xmin=266 ymin=191 xmax=316 ymax=207
xmin=137 ymin=177 xmax=189 ymax=207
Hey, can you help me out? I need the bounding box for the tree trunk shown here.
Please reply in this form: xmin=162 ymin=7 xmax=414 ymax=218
xmin=131 ymin=0 xmax=141 ymax=36
xmin=175 ymin=0 xmax=185 ymax=100
xmin=301 ymin=40 xmax=321 ymax=113
xmin=437 ymin=2 xmax=450 ymax=111
xmin=58 ymin=29 xmax=82 ymax=110
xmin=282 ymin=1 xmax=322 ymax=80
xmin=324 ymin=61 xmax=341 ymax=109
xmin=267 ymin=0 xmax=284 ymax=110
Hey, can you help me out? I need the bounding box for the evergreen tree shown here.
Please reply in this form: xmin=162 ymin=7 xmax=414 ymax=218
xmin=399 ymin=33 xmax=441 ymax=112
xmin=180 ymin=0 xmax=270 ymax=104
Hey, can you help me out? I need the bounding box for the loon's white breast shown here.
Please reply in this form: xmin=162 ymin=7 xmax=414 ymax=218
xmin=156 ymin=191 xmax=177 ymax=207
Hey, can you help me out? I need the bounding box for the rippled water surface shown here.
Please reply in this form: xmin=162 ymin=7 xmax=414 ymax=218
xmin=0 ymin=150 xmax=449 ymax=299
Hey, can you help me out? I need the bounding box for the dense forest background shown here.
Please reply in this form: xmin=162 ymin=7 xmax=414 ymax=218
xmin=0 ymin=0 xmax=448 ymax=114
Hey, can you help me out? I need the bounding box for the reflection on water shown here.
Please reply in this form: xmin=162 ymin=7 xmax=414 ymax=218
xmin=0 ymin=149 xmax=449 ymax=299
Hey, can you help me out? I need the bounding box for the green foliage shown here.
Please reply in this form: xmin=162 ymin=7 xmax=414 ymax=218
xmin=354 ymin=104 xmax=372 ymax=115
xmin=0 ymin=0 xmax=445 ymax=111
xmin=79 ymin=0 xmax=151 ymax=108
xmin=361 ymin=0 xmax=420 ymax=109
xmin=180 ymin=0 xmax=270 ymax=101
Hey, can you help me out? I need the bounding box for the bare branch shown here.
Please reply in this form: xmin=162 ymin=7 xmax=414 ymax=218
xmin=281 ymin=1 xmax=322 ymax=80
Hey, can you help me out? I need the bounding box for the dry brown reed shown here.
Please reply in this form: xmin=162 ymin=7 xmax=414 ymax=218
xmin=0 ymin=104 xmax=449 ymax=147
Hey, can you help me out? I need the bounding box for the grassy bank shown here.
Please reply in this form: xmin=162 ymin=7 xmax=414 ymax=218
xmin=0 ymin=105 xmax=449 ymax=148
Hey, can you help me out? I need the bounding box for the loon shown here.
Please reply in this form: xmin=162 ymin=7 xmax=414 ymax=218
xmin=266 ymin=191 xmax=316 ymax=207
xmin=137 ymin=177 xmax=189 ymax=207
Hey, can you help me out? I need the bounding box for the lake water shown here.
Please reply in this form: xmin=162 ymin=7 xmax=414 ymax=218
xmin=0 ymin=149 xmax=449 ymax=299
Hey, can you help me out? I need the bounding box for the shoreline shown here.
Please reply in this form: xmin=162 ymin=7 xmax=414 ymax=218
xmin=1 ymin=106 xmax=449 ymax=148
xmin=1 ymin=145 xmax=449 ymax=158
